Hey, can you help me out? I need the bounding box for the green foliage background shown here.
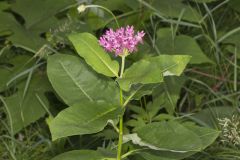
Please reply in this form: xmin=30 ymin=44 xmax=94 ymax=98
xmin=0 ymin=0 xmax=240 ymax=159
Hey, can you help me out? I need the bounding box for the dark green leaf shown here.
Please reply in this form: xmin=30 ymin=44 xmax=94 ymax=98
xmin=184 ymin=123 xmax=220 ymax=149
xmin=47 ymin=54 xmax=119 ymax=106
xmin=0 ymin=12 xmax=48 ymax=51
xmin=49 ymin=101 xmax=122 ymax=140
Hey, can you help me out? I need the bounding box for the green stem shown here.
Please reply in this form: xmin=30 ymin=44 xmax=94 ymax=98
xmin=85 ymin=5 xmax=120 ymax=28
xmin=117 ymin=56 xmax=125 ymax=160
xmin=120 ymin=56 xmax=125 ymax=78
xmin=117 ymin=108 xmax=123 ymax=160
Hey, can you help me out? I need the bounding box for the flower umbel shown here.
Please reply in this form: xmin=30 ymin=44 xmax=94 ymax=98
xmin=99 ymin=26 xmax=145 ymax=56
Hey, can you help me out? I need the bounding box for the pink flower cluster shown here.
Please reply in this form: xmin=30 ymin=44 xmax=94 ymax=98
xmin=99 ymin=26 xmax=145 ymax=56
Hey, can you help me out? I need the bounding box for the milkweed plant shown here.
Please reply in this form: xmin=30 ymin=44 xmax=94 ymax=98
xmin=99 ymin=26 xmax=145 ymax=159
xmin=47 ymin=4 xmax=220 ymax=160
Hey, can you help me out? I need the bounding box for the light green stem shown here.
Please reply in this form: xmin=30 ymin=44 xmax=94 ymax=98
xmin=117 ymin=56 xmax=125 ymax=160
xmin=120 ymin=56 xmax=125 ymax=78
xmin=117 ymin=102 xmax=123 ymax=160
xmin=85 ymin=5 xmax=120 ymax=28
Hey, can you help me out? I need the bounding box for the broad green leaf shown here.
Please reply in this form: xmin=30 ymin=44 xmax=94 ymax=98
xmin=49 ymin=101 xmax=122 ymax=140
xmin=47 ymin=54 xmax=119 ymax=106
xmin=11 ymin=0 xmax=76 ymax=28
xmin=4 ymin=72 xmax=51 ymax=134
xmin=0 ymin=12 xmax=48 ymax=51
xmin=135 ymin=121 xmax=202 ymax=152
xmin=8 ymin=25 xmax=48 ymax=51
xmin=156 ymin=28 xmax=213 ymax=64
xmin=117 ymin=55 xmax=191 ymax=91
xmin=151 ymin=55 xmax=191 ymax=76
xmin=118 ymin=60 xmax=162 ymax=91
xmin=51 ymin=150 xmax=108 ymax=160
xmin=137 ymin=123 xmax=219 ymax=160
xmin=184 ymin=123 xmax=220 ymax=148
xmin=126 ymin=122 xmax=219 ymax=160
xmin=124 ymin=84 xmax=159 ymax=101
xmin=68 ymin=33 xmax=119 ymax=77
xmin=130 ymin=121 xmax=219 ymax=154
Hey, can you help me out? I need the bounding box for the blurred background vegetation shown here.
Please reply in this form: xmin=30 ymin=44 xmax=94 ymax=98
xmin=0 ymin=0 xmax=240 ymax=159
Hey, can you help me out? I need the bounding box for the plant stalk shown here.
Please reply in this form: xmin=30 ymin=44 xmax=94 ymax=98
xmin=120 ymin=56 xmax=125 ymax=78
xmin=117 ymin=56 xmax=125 ymax=160
xmin=117 ymin=108 xmax=123 ymax=160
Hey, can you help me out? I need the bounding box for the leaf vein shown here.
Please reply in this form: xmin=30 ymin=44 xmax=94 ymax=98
xmin=59 ymin=61 xmax=93 ymax=102
xmin=78 ymin=38 xmax=119 ymax=77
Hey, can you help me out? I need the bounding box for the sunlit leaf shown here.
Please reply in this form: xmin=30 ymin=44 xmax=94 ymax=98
xmin=117 ymin=55 xmax=191 ymax=91
xmin=68 ymin=33 xmax=120 ymax=77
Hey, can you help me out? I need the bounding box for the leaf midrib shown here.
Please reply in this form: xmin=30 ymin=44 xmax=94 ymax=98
xmin=78 ymin=37 xmax=119 ymax=77
xmin=59 ymin=61 xmax=93 ymax=102
xmin=84 ymin=107 xmax=118 ymax=125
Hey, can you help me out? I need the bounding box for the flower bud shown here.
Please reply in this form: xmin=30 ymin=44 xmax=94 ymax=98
xmin=77 ymin=4 xmax=86 ymax=13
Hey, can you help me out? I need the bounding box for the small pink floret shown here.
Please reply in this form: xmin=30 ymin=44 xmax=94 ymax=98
xmin=99 ymin=26 xmax=145 ymax=56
